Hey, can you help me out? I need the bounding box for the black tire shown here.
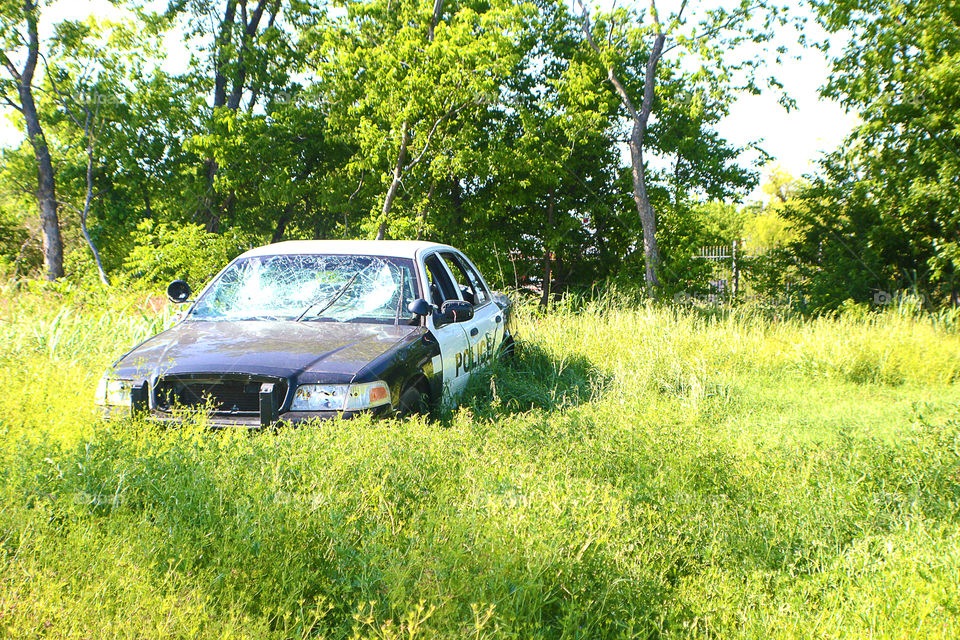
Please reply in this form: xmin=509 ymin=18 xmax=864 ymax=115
xmin=500 ymin=335 xmax=517 ymax=360
xmin=397 ymin=378 xmax=431 ymax=417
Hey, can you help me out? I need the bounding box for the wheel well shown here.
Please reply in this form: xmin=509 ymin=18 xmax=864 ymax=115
xmin=408 ymin=374 xmax=430 ymax=397
xmin=500 ymin=334 xmax=517 ymax=358
xmin=398 ymin=374 xmax=432 ymax=411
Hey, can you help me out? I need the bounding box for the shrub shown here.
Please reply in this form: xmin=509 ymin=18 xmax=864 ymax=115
xmin=122 ymin=219 xmax=259 ymax=287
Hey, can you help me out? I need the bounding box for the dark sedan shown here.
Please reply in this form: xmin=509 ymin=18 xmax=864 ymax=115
xmin=95 ymin=240 xmax=515 ymax=427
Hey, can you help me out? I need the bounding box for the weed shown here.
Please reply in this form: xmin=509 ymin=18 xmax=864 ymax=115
xmin=1 ymin=289 xmax=959 ymax=637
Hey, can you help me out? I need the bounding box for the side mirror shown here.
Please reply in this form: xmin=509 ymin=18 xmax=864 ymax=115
xmin=407 ymin=298 xmax=433 ymax=317
xmin=439 ymin=300 xmax=474 ymax=324
xmin=167 ymin=279 xmax=192 ymax=304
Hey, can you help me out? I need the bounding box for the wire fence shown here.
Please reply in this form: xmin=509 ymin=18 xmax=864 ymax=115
xmin=692 ymin=241 xmax=776 ymax=300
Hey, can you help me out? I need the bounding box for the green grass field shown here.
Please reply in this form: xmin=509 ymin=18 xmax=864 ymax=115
xmin=1 ymin=286 xmax=959 ymax=638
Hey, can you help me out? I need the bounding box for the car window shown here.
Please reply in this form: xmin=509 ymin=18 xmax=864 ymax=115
xmin=441 ymin=252 xmax=489 ymax=305
xmin=423 ymin=254 xmax=461 ymax=306
xmin=190 ymin=254 xmax=418 ymax=323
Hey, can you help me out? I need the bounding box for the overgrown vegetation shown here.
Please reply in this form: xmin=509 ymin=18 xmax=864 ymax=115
xmin=4 ymin=1 xmax=957 ymax=309
xmin=1 ymin=287 xmax=959 ymax=638
xmin=0 ymin=0 xmax=798 ymax=301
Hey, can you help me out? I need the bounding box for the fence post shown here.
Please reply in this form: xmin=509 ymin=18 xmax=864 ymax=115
xmin=731 ymin=240 xmax=739 ymax=301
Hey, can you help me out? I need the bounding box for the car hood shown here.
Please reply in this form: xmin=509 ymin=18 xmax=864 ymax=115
xmin=112 ymin=320 xmax=420 ymax=381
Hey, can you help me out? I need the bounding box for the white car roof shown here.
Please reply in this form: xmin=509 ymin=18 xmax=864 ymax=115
xmin=238 ymin=240 xmax=454 ymax=260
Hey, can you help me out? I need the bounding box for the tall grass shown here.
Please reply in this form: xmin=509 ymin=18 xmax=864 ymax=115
xmin=0 ymin=284 xmax=174 ymax=442
xmin=1 ymin=288 xmax=959 ymax=638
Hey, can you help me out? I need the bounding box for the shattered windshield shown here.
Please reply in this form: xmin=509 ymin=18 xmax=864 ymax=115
xmin=189 ymin=254 xmax=419 ymax=324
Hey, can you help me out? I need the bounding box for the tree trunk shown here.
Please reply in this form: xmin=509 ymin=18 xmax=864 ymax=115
xmin=553 ymin=252 xmax=566 ymax=302
xmin=142 ymin=186 xmax=153 ymax=219
xmin=376 ymin=121 xmax=409 ymax=240
xmin=540 ymin=193 xmax=555 ymax=307
xmin=272 ymin=206 xmax=292 ymax=243
xmin=80 ymin=131 xmax=109 ymax=286
xmin=619 ymin=23 xmax=664 ymax=291
xmin=14 ymin=3 xmax=63 ymax=280
xmin=627 ymin=119 xmax=661 ymax=289
xmin=212 ymin=0 xmax=238 ymax=109
xmin=203 ymin=156 xmax=221 ymax=233
xmin=199 ymin=0 xmax=237 ymax=227
xmin=376 ymin=0 xmax=443 ymax=241
xmin=450 ymin=176 xmax=463 ymax=219
xmin=202 ymin=0 xmax=263 ymax=231
xmin=415 ymin=181 xmax=436 ymax=240
xmin=227 ymin=0 xmax=271 ymax=111
xmin=29 ymin=122 xmax=63 ymax=280
xmin=576 ymin=0 xmax=664 ymax=292
xmin=80 ymin=214 xmax=109 ymax=286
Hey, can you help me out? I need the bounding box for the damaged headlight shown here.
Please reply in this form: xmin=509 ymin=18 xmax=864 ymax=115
xmin=95 ymin=376 xmax=133 ymax=407
xmin=291 ymin=381 xmax=391 ymax=412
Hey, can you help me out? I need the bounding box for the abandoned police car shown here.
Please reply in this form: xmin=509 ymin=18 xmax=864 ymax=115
xmin=95 ymin=240 xmax=514 ymax=426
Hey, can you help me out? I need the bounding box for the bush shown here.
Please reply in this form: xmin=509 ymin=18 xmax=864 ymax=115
xmin=0 ymin=207 xmax=39 ymax=276
xmin=122 ymin=219 xmax=259 ymax=287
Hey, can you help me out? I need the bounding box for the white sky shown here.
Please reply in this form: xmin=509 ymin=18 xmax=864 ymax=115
xmin=714 ymin=14 xmax=859 ymax=199
xmin=0 ymin=0 xmax=858 ymax=202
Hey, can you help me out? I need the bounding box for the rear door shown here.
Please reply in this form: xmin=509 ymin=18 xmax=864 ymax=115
xmin=439 ymin=251 xmax=502 ymax=371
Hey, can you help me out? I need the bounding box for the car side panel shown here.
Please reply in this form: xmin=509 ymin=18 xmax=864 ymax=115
xmin=351 ymin=327 xmax=442 ymax=410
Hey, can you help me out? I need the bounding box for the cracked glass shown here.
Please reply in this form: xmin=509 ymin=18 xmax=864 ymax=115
xmin=190 ymin=254 xmax=419 ymax=324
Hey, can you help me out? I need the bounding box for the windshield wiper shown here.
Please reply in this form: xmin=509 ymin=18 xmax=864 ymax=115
xmin=394 ymin=268 xmax=405 ymax=326
xmin=295 ymin=271 xmax=361 ymax=322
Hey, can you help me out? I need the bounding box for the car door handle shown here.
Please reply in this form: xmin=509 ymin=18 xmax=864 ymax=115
xmin=495 ymin=315 xmax=502 ymax=323
xmin=470 ymin=327 xmax=479 ymax=337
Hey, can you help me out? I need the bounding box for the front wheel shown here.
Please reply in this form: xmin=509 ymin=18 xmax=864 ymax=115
xmin=397 ymin=378 xmax=432 ymax=417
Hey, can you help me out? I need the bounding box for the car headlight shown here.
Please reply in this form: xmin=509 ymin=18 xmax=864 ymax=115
xmin=291 ymin=381 xmax=391 ymax=412
xmin=95 ymin=376 xmax=133 ymax=407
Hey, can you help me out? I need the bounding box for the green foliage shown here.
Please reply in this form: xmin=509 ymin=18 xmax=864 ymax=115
xmin=8 ymin=0 xmax=959 ymax=310
xmin=742 ymin=210 xmax=795 ymax=249
xmin=785 ymin=0 xmax=960 ymax=308
xmin=0 ymin=0 xmax=774 ymax=298
xmin=122 ymin=219 xmax=257 ymax=286
xmin=2 ymin=291 xmax=960 ymax=636
xmin=189 ymin=104 xmax=349 ymax=241
xmin=0 ymin=206 xmax=31 ymax=271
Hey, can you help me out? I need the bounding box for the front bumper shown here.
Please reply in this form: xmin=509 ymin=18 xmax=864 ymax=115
xmin=97 ymin=405 xmax=393 ymax=429
xmin=97 ymin=380 xmax=393 ymax=429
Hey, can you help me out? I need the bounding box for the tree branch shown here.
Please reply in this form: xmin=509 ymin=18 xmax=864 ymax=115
xmin=574 ymin=0 xmax=601 ymax=55
xmin=638 ymin=4 xmax=665 ymax=129
xmin=428 ymin=0 xmax=444 ymax=41
xmin=0 ymin=93 xmax=24 ymax=113
xmin=649 ymin=0 xmax=661 ymax=30
xmin=661 ymin=2 xmax=761 ymax=56
xmin=212 ymin=0 xmax=239 ymax=108
xmin=39 ymin=52 xmax=84 ymax=129
xmin=1 ymin=52 xmax=21 ymax=82
xmin=406 ymin=102 xmax=469 ymax=170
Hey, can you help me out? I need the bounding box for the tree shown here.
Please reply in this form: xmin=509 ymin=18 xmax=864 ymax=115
xmin=405 ymin=0 xmax=627 ymax=297
xmin=41 ymin=18 xmax=132 ymax=286
xmin=783 ymin=0 xmax=960 ymax=308
xmin=740 ymin=167 xmax=799 ymax=250
xmin=572 ymin=0 xmax=792 ymax=292
xmin=194 ymin=101 xmax=350 ymax=242
xmin=310 ymin=0 xmax=527 ymax=240
xmin=0 ymin=0 xmax=63 ymax=279
xmin=167 ymin=0 xmax=307 ymax=231
xmin=33 ymin=13 xmax=182 ymax=283
xmin=573 ymin=0 xmax=666 ymax=291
